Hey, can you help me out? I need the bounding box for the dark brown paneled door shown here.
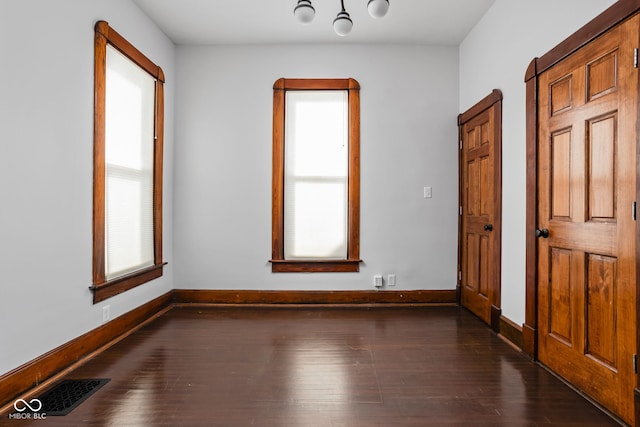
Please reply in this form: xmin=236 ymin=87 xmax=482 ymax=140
xmin=459 ymin=91 xmax=502 ymax=328
xmin=536 ymin=15 xmax=638 ymax=424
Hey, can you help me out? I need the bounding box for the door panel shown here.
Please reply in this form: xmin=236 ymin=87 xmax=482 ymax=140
xmin=586 ymin=253 xmax=617 ymax=367
xmin=548 ymin=247 xmax=572 ymax=345
xmin=551 ymin=130 xmax=571 ymax=219
xmin=537 ymin=15 xmax=638 ymax=423
xmin=588 ymin=114 xmax=616 ymax=220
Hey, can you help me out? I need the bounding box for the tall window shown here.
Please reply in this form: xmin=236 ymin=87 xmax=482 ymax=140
xmin=271 ymin=78 xmax=361 ymax=272
xmin=92 ymin=21 xmax=165 ymax=303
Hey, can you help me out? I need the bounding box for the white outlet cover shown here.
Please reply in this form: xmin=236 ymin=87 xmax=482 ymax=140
xmin=373 ymin=275 xmax=383 ymax=287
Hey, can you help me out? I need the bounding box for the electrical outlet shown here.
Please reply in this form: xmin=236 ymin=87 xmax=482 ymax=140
xmin=373 ymin=274 xmax=383 ymax=288
xmin=388 ymin=274 xmax=396 ymax=287
xmin=102 ymin=305 xmax=110 ymax=324
xmin=423 ymin=186 xmax=432 ymax=198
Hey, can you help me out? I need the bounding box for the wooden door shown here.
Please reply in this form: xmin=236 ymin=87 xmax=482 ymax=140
xmin=536 ymin=15 xmax=638 ymax=423
xmin=459 ymin=92 xmax=502 ymax=329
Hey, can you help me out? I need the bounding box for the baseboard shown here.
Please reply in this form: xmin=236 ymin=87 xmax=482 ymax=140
xmin=490 ymin=305 xmax=501 ymax=333
xmin=0 ymin=291 xmax=173 ymax=409
xmin=172 ymin=289 xmax=457 ymax=305
xmin=522 ymin=322 xmax=537 ymax=358
xmin=498 ymin=315 xmax=523 ymax=350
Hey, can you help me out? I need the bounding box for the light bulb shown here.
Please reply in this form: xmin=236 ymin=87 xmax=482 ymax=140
xmin=333 ymin=11 xmax=353 ymax=36
xmin=294 ymin=0 xmax=315 ymax=24
xmin=367 ymin=0 xmax=389 ymax=19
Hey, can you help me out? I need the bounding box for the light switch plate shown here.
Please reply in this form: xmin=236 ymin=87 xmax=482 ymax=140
xmin=388 ymin=274 xmax=396 ymax=287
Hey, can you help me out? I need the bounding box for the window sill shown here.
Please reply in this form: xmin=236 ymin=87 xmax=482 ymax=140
xmin=90 ymin=263 xmax=167 ymax=303
xmin=270 ymin=259 xmax=362 ymax=273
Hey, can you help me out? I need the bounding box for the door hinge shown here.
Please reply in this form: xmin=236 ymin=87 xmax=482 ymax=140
xmin=634 ymin=354 xmax=638 ymax=374
xmin=458 ymin=271 xmax=462 ymax=282
xmin=459 ymin=140 xmax=463 ymax=150
xmin=633 ymin=201 xmax=637 ymax=221
xmin=459 ymin=206 xmax=463 ymax=215
xmin=634 ymin=48 xmax=638 ymax=68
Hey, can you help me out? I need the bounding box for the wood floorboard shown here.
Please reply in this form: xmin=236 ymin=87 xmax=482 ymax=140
xmin=0 ymin=306 xmax=622 ymax=426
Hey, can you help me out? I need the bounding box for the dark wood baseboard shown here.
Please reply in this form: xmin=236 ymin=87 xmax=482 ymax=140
xmin=172 ymin=289 xmax=457 ymax=305
xmin=490 ymin=305 xmax=501 ymax=333
xmin=0 ymin=291 xmax=173 ymax=409
xmin=499 ymin=315 xmax=523 ymax=350
xmin=522 ymin=322 xmax=537 ymax=359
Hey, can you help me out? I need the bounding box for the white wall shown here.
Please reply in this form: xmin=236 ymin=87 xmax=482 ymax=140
xmin=459 ymin=0 xmax=617 ymax=326
xmin=174 ymin=45 xmax=459 ymax=291
xmin=0 ymin=0 xmax=175 ymax=376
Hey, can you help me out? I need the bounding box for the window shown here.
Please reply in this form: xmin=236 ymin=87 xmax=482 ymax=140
xmin=271 ymin=78 xmax=361 ymax=272
xmin=92 ymin=21 xmax=165 ymax=303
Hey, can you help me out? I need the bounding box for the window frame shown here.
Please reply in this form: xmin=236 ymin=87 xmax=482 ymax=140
xmin=271 ymin=78 xmax=361 ymax=273
xmin=91 ymin=20 xmax=166 ymax=303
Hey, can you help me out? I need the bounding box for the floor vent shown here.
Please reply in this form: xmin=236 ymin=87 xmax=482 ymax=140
xmin=37 ymin=379 xmax=110 ymax=416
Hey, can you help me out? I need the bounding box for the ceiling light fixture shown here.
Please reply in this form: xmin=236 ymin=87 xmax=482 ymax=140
xmin=294 ymin=0 xmax=315 ymax=24
xmin=367 ymin=0 xmax=389 ymax=19
xmin=333 ymin=1 xmax=353 ymax=36
xmin=294 ymin=0 xmax=389 ymax=37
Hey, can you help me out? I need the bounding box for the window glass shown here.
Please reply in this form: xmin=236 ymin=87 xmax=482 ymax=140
xmin=284 ymin=91 xmax=348 ymax=259
xmin=105 ymin=46 xmax=156 ymax=279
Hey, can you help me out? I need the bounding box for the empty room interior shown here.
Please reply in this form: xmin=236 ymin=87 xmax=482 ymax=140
xmin=2 ymin=0 xmax=640 ymax=425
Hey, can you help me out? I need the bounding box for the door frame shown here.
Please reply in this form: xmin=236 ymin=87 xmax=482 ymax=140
xmin=523 ymin=0 xmax=640 ymax=420
xmin=457 ymin=89 xmax=503 ymax=332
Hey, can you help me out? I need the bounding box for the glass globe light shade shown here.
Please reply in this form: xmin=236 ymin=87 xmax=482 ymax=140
xmin=333 ymin=11 xmax=353 ymax=36
xmin=367 ymin=0 xmax=389 ymax=18
xmin=294 ymin=0 xmax=315 ymax=24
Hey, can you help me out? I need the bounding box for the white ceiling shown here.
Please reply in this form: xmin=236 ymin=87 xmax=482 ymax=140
xmin=132 ymin=0 xmax=496 ymax=45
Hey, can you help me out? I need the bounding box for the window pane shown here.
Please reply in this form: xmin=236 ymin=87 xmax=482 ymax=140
xmin=105 ymin=45 xmax=155 ymax=279
xmin=284 ymin=91 xmax=348 ymax=259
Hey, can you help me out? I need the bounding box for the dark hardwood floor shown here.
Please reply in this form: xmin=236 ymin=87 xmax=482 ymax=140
xmin=0 ymin=306 xmax=622 ymax=426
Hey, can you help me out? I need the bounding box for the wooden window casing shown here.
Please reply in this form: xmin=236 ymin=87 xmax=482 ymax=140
xmin=271 ymin=78 xmax=361 ymax=273
xmin=91 ymin=21 xmax=166 ymax=303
